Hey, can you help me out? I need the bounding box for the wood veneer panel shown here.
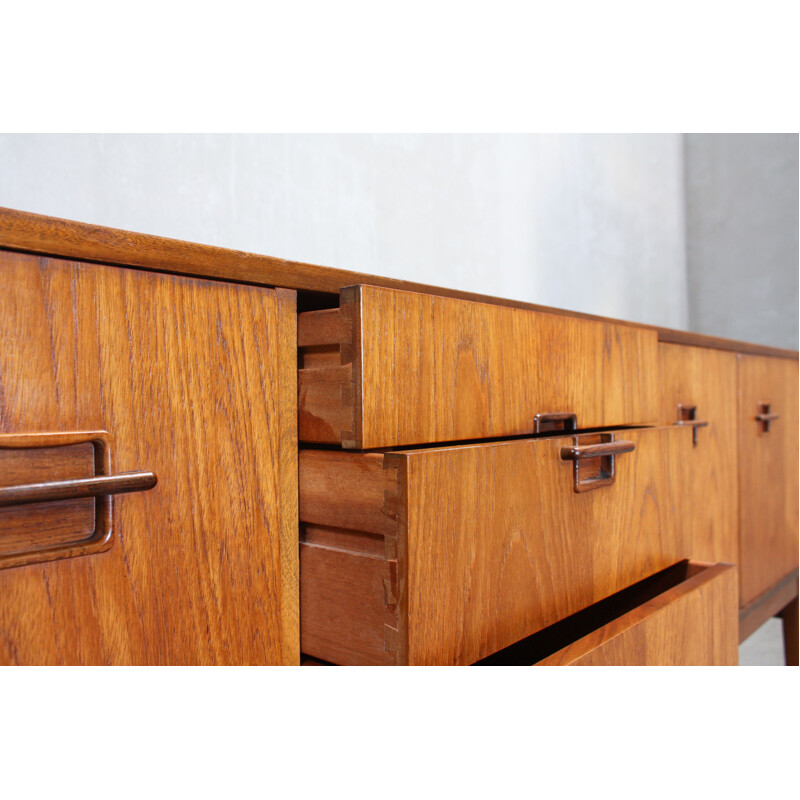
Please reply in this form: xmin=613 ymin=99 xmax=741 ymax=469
xmin=737 ymin=355 xmax=799 ymax=607
xmin=535 ymin=562 xmax=738 ymax=666
xmin=403 ymin=427 xmax=692 ymax=665
xmin=0 ymin=441 xmax=96 ymax=556
xmin=0 ymin=251 xmax=298 ymax=665
xmin=300 ymin=426 xmax=697 ymax=665
xmin=299 ymin=450 xmax=397 ymax=536
xmin=300 ymin=544 xmax=399 ymax=666
xmin=657 ymin=343 xmax=739 ymax=564
xmin=2 ymin=206 xmax=796 ymax=360
xmin=300 ymin=285 xmax=660 ymax=448
xmin=653 ymin=330 xmax=796 ymax=360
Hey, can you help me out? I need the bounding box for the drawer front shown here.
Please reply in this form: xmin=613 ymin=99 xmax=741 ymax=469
xmin=738 ymin=355 xmax=799 ymax=607
xmin=657 ymin=342 xmax=739 ymax=564
xmin=300 ymin=424 xmax=700 ymax=665
xmin=0 ymin=251 xmax=299 ymax=665
xmin=533 ymin=562 xmax=738 ymax=666
xmin=299 ymin=285 xmax=659 ymax=448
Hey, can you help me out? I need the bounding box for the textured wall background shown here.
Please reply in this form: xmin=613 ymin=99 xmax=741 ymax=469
xmin=685 ymin=133 xmax=798 ymax=350
xmin=0 ymin=133 xmax=689 ymax=329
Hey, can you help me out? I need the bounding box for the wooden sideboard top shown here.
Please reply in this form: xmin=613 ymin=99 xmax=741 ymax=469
xmin=1 ymin=205 xmax=796 ymax=360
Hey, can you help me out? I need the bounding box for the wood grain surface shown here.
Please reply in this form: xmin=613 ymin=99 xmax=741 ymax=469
xmin=402 ymin=427 xmax=694 ymax=664
xmin=2 ymin=206 xmax=795 ymax=360
xmin=535 ymin=562 xmax=738 ymax=666
xmin=298 ymin=449 xmax=405 ymax=665
xmin=737 ymin=355 xmax=799 ymax=607
xmin=300 ymin=285 xmax=661 ymax=448
xmin=299 ymin=425 xmax=698 ymax=665
xmin=299 ymin=450 xmax=397 ymax=536
xmin=0 ymin=438 xmax=96 ymax=558
xmin=658 ymin=343 xmax=739 ymax=564
xmin=0 ymin=251 xmax=298 ymax=665
xmin=300 ymin=544 xmax=399 ymax=666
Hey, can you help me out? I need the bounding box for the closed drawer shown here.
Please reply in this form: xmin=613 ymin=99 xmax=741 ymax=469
xmin=298 ymin=285 xmax=659 ymax=448
xmin=299 ymin=424 xmax=699 ymax=665
xmin=478 ymin=561 xmax=738 ymax=666
xmin=737 ymin=355 xmax=799 ymax=607
xmin=657 ymin=343 xmax=739 ymax=565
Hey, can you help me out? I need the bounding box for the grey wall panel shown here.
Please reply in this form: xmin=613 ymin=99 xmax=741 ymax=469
xmin=685 ymin=133 xmax=798 ymax=349
xmin=0 ymin=133 xmax=689 ymax=329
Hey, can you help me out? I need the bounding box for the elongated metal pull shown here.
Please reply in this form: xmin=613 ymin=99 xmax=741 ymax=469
xmin=0 ymin=471 xmax=157 ymax=508
xmin=756 ymin=402 xmax=779 ymax=433
xmin=677 ymin=417 xmax=709 ymax=431
xmin=676 ymin=404 xmax=708 ymax=446
xmin=560 ymin=435 xmax=634 ymax=493
xmin=560 ymin=440 xmax=636 ymax=461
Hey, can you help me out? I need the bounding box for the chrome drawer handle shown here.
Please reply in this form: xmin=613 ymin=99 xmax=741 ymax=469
xmin=675 ymin=404 xmax=708 ymax=446
xmin=560 ymin=440 xmax=636 ymax=461
xmin=756 ymin=403 xmax=779 ymax=433
xmin=677 ymin=418 xmax=709 ymax=429
xmin=0 ymin=471 xmax=157 ymax=508
xmin=560 ymin=437 xmax=635 ymax=494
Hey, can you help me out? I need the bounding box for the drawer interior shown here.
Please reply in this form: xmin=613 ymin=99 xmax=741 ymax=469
xmin=477 ymin=561 xmax=736 ymax=665
xmin=476 ymin=561 xmax=700 ymax=664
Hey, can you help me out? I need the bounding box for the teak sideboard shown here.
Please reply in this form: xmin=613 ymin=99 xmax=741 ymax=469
xmin=0 ymin=207 xmax=796 ymax=666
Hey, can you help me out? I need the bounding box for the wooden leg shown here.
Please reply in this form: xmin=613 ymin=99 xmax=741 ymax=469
xmin=779 ymin=596 xmax=799 ymax=666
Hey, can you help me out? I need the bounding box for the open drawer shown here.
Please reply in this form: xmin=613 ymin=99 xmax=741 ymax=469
xmin=300 ymin=424 xmax=706 ymax=665
xmin=298 ymin=285 xmax=659 ymax=448
xmin=478 ymin=561 xmax=738 ymax=665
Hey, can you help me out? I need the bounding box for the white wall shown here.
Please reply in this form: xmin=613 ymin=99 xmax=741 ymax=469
xmin=685 ymin=133 xmax=798 ymax=350
xmin=0 ymin=134 xmax=689 ymax=329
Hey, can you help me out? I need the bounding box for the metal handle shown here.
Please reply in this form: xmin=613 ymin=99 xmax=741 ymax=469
xmin=560 ymin=440 xmax=636 ymax=461
xmin=560 ymin=436 xmax=635 ymax=493
xmin=676 ymin=404 xmax=708 ymax=446
xmin=676 ymin=419 xmax=708 ymax=447
xmin=0 ymin=471 xmax=157 ymax=508
xmin=534 ymin=412 xmax=578 ymax=434
xmin=756 ymin=403 xmax=779 ymax=433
